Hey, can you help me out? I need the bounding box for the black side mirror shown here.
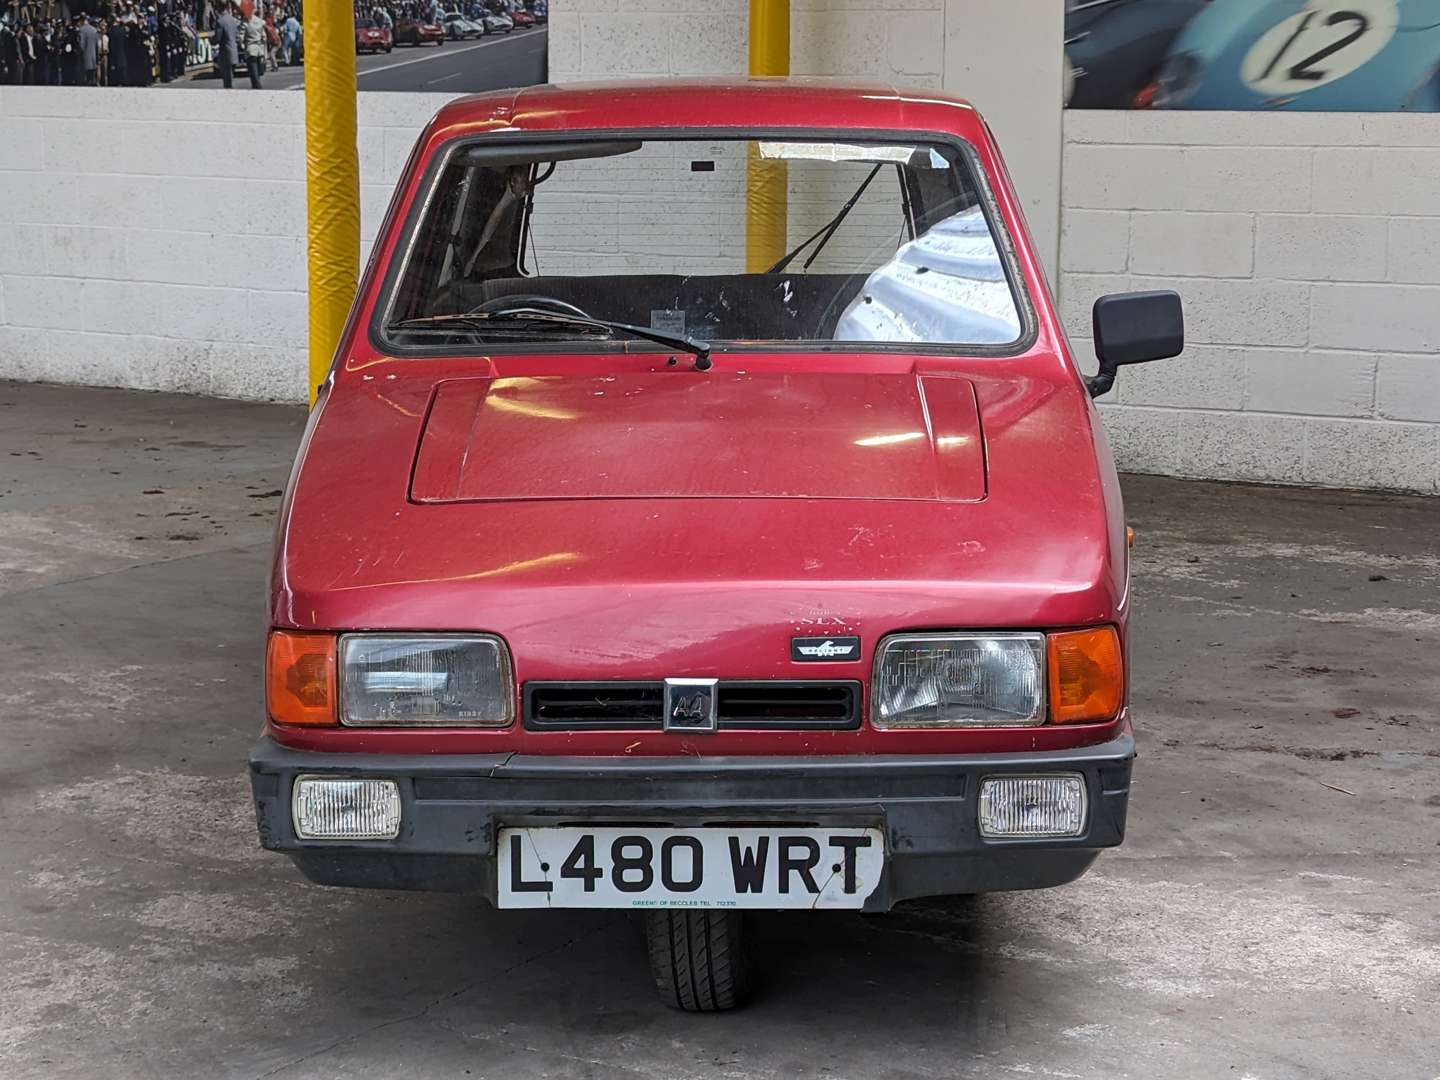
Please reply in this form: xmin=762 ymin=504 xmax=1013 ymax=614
xmin=1086 ymin=290 xmax=1184 ymax=398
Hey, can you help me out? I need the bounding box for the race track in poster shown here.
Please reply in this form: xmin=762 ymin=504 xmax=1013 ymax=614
xmin=182 ymin=22 xmax=545 ymax=92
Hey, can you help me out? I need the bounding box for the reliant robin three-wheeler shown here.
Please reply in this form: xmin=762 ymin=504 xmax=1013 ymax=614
xmin=249 ymin=77 xmax=1183 ymax=1011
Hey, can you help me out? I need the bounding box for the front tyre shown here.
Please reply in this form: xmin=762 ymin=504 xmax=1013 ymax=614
xmin=644 ymin=909 xmax=752 ymax=1012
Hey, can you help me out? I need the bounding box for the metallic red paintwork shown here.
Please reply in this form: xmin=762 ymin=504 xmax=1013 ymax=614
xmin=410 ymin=372 xmax=988 ymax=504
xmin=269 ymin=78 xmax=1129 ymax=757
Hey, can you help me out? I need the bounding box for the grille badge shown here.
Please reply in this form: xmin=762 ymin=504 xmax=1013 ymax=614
xmin=662 ymin=678 xmax=718 ymax=734
xmin=791 ymin=635 xmax=861 ymax=662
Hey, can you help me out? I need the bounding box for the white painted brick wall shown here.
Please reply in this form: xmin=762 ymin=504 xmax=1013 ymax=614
xmin=550 ymin=0 xmax=945 ymax=85
xmin=1062 ymin=109 xmax=1440 ymax=495
xmin=1130 ymin=211 xmax=1252 ymax=278
xmin=5 ymin=87 xmax=1436 ymax=495
xmin=0 ymin=86 xmax=459 ymax=401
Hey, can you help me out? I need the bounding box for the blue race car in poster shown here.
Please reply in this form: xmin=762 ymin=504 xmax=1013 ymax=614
xmin=1151 ymin=0 xmax=1440 ymax=109
xmin=1065 ymin=0 xmax=1213 ymax=108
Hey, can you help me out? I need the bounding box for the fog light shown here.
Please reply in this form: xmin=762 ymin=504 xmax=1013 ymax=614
xmin=978 ymin=774 xmax=1086 ymax=839
xmin=292 ymin=777 xmax=401 ymax=840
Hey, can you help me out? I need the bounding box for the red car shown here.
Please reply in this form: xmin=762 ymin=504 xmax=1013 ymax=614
xmin=393 ymin=16 xmax=444 ymax=45
xmin=354 ymin=17 xmax=392 ymax=53
xmin=510 ymin=7 xmax=534 ymax=26
xmin=250 ymin=78 xmax=1182 ymax=1012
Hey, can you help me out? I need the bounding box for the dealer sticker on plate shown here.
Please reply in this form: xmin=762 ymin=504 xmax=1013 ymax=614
xmin=498 ymin=826 xmax=885 ymax=909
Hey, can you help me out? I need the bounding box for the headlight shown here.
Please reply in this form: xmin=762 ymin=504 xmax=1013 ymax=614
xmin=871 ymin=633 xmax=1045 ymax=729
xmin=340 ymin=634 xmax=514 ymax=726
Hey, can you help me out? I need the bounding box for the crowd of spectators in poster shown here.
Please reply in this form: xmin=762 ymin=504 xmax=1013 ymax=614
xmin=0 ymin=0 xmax=201 ymax=85
xmin=0 ymin=0 xmax=542 ymax=86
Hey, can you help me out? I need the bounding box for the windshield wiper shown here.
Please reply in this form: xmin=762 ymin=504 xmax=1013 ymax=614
xmin=764 ymin=162 xmax=884 ymax=275
xmin=388 ymin=309 xmax=713 ymax=370
xmin=388 ymin=313 xmax=606 ymax=336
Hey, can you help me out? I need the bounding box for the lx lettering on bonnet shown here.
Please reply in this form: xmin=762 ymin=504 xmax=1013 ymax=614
xmin=791 ymin=635 xmax=862 ymax=662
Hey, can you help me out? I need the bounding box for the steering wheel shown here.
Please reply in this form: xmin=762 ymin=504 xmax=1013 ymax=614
xmin=470 ymin=294 xmax=593 ymax=320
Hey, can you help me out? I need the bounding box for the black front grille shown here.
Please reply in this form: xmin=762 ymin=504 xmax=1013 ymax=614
xmin=716 ymin=682 xmax=858 ymax=728
xmin=526 ymin=682 xmax=663 ymax=729
xmin=524 ymin=681 xmax=861 ymax=731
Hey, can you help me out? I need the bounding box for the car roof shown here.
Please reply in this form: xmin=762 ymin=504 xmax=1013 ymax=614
xmin=426 ymin=78 xmax=981 ymax=141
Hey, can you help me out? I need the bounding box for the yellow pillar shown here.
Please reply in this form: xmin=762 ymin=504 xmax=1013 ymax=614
xmin=305 ymin=0 xmax=360 ymax=405
xmin=746 ymin=0 xmax=789 ymax=273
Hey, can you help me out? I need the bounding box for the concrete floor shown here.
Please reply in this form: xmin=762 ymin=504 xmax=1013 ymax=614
xmin=1 ymin=380 xmax=1436 ymax=1079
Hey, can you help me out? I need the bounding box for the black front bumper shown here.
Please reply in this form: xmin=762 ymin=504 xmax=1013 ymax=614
xmin=249 ymin=733 xmax=1134 ymax=911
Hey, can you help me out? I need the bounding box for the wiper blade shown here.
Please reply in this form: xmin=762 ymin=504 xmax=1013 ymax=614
xmin=388 ymin=313 xmax=609 ymax=336
xmin=390 ymin=309 xmax=713 ymax=369
xmin=480 ymin=308 xmax=712 ymax=368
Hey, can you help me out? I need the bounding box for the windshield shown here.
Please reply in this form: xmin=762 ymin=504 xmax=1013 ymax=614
xmin=383 ymin=135 xmax=1025 ymax=350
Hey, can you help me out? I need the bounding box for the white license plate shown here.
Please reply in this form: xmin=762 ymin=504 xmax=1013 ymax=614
xmin=498 ymin=826 xmax=885 ymax=910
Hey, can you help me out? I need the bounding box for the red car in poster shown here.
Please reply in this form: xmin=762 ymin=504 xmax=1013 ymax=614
xmin=248 ymin=78 xmax=1183 ymax=1012
xmin=393 ymin=16 xmax=444 ymax=45
xmin=354 ymin=17 xmax=392 ymax=53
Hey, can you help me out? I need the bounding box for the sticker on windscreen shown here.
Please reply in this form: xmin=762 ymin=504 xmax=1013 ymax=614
xmin=650 ymin=309 xmax=687 ymax=336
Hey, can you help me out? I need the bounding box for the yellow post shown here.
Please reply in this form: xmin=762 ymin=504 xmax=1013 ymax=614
xmin=305 ymin=0 xmax=360 ymax=405
xmin=746 ymin=0 xmax=789 ymax=273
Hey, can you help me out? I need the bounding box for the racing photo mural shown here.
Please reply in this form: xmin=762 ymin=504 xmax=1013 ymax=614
xmin=1064 ymin=0 xmax=1440 ymax=109
xmin=0 ymin=0 xmax=546 ymax=93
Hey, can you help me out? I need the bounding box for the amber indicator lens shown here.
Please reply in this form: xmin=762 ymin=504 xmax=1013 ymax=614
xmin=1047 ymin=627 xmax=1123 ymax=724
xmin=266 ymin=631 xmax=338 ymax=726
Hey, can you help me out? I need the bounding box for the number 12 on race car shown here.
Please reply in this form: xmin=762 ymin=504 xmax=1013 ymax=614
xmin=1240 ymin=0 xmax=1398 ymax=97
xmin=499 ymin=826 xmax=885 ymax=909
